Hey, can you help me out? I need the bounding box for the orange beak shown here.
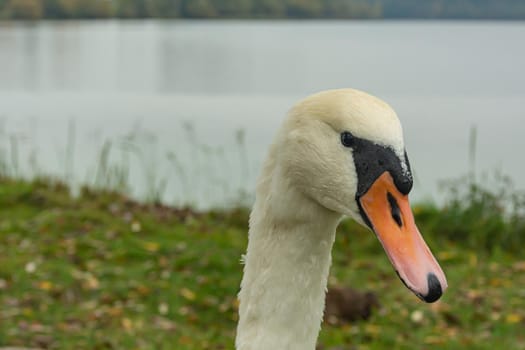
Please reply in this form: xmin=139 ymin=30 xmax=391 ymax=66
xmin=359 ymin=172 xmax=447 ymax=302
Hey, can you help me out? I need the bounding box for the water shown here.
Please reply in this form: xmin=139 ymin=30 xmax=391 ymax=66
xmin=0 ymin=20 xmax=524 ymax=208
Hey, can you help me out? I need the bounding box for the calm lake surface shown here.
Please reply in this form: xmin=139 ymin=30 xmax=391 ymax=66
xmin=0 ymin=20 xmax=524 ymax=208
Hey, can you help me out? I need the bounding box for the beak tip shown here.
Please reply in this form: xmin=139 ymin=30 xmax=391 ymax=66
xmin=421 ymin=273 xmax=443 ymax=303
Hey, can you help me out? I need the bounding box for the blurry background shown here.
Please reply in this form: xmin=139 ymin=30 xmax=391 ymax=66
xmin=1 ymin=2 xmax=525 ymax=350
xmin=1 ymin=0 xmax=524 ymax=208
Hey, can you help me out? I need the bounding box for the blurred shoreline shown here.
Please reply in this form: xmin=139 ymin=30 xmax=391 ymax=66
xmin=1 ymin=0 xmax=525 ymax=21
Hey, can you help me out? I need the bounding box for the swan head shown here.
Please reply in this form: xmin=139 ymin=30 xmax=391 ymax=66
xmin=278 ymin=88 xmax=447 ymax=303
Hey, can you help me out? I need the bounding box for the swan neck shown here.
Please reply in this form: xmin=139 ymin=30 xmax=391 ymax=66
xmin=236 ymin=198 xmax=339 ymax=350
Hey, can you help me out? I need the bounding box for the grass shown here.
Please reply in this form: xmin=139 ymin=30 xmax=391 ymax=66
xmin=0 ymin=119 xmax=256 ymax=209
xmin=0 ymin=176 xmax=524 ymax=350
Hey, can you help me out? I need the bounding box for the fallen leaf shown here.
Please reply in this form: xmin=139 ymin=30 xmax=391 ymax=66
xmin=411 ymin=310 xmax=424 ymax=324
xmin=83 ymin=274 xmax=100 ymax=290
xmin=131 ymin=221 xmax=142 ymax=232
xmin=489 ymin=278 xmax=510 ymax=287
xmin=25 ymin=261 xmax=37 ymax=273
xmin=144 ymin=241 xmax=159 ymax=252
xmin=158 ymin=302 xmax=169 ymax=315
xmin=505 ymin=313 xmax=522 ymax=324
xmin=121 ymin=317 xmax=133 ymax=331
xmin=180 ymin=288 xmax=196 ymax=301
xmin=178 ymin=306 xmax=191 ymax=316
xmin=424 ymin=335 xmax=445 ymax=345
xmin=108 ymin=306 xmax=123 ymax=317
xmin=437 ymin=251 xmax=458 ymax=261
xmin=38 ymin=281 xmax=53 ymax=291
xmin=158 ymin=256 xmax=169 ymax=267
xmin=136 ymin=284 xmax=151 ymax=296
xmin=512 ymin=261 xmax=525 ymax=272
xmin=364 ymin=324 xmax=381 ymax=335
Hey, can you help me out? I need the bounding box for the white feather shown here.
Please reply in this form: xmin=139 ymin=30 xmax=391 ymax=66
xmin=235 ymin=88 xmax=406 ymax=350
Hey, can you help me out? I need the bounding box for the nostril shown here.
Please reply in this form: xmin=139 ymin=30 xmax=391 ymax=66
xmin=387 ymin=193 xmax=402 ymax=228
xmin=423 ymin=273 xmax=443 ymax=303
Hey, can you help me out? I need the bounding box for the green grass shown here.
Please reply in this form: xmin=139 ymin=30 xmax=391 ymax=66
xmin=0 ymin=177 xmax=524 ymax=349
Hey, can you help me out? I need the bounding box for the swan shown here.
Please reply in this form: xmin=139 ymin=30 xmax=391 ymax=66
xmin=235 ymin=88 xmax=447 ymax=350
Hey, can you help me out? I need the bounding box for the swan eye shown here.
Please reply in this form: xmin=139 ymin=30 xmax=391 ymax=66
xmin=341 ymin=131 xmax=355 ymax=148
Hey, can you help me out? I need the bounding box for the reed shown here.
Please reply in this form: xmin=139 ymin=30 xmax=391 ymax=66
xmin=0 ymin=119 xmax=523 ymax=251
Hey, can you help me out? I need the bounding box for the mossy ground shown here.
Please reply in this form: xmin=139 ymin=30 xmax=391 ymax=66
xmin=0 ymin=177 xmax=524 ymax=349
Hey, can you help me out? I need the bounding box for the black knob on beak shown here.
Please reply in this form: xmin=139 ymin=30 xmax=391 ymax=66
xmin=423 ymin=273 xmax=443 ymax=303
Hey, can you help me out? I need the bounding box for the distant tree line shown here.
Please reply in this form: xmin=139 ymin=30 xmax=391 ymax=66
xmin=0 ymin=0 xmax=524 ymax=20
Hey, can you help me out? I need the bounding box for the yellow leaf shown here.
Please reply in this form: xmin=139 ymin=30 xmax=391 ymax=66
xmin=38 ymin=281 xmax=53 ymax=291
xmin=180 ymin=288 xmax=196 ymax=301
xmin=437 ymin=251 xmax=457 ymax=261
xmin=108 ymin=307 xmax=123 ymax=317
xmin=136 ymin=284 xmax=151 ymax=296
xmin=144 ymin=241 xmax=159 ymax=252
xmin=364 ymin=324 xmax=380 ymax=335
xmin=84 ymin=274 xmax=100 ymax=290
xmin=506 ymin=313 xmax=522 ymax=324
xmin=489 ymin=278 xmax=510 ymax=287
xmin=121 ymin=318 xmax=133 ymax=331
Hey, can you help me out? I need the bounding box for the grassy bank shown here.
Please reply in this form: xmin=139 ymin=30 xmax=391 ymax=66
xmin=0 ymin=177 xmax=524 ymax=349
